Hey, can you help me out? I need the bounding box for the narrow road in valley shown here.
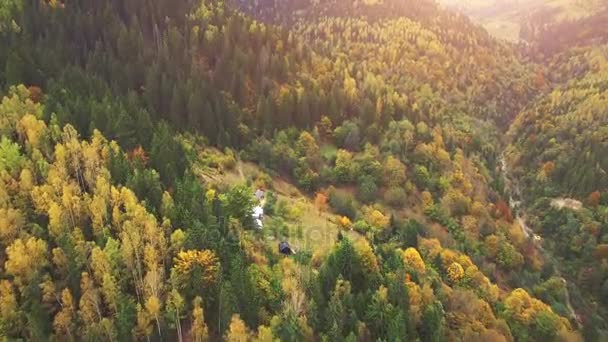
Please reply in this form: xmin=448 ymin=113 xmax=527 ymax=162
xmin=499 ymin=154 xmax=581 ymax=327
xmin=499 ymin=156 xmax=541 ymax=244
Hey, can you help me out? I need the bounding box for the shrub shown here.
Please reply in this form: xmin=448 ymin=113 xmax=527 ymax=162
xmin=319 ymin=165 xmax=336 ymax=184
xmin=334 ymin=149 xmax=354 ymax=183
xmin=328 ymin=189 xmax=357 ymax=219
xmin=353 ymin=220 xmax=371 ymax=234
xmin=254 ymin=172 xmax=272 ymax=189
xmin=264 ymin=191 xmax=277 ymax=215
xmin=384 ymin=187 xmax=407 ymax=207
xmin=338 ymin=216 xmax=353 ymax=230
xmin=357 ymin=175 xmax=378 ymax=203
xmin=220 ymin=149 xmax=237 ymax=170
xmin=294 ymin=162 xmax=318 ymax=192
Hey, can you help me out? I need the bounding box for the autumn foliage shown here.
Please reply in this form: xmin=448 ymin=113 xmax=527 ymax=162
xmin=495 ymin=200 xmax=513 ymax=222
xmin=587 ymin=191 xmax=601 ymax=207
xmin=172 ymin=250 xmax=220 ymax=287
xmin=0 ymin=0 xmax=599 ymax=338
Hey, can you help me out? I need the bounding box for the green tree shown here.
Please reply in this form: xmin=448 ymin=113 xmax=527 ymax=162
xmin=0 ymin=137 xmax=23 ymax=176
xmin=357 ymin=175 xmax=378 ymax=204
xmin=413 ymin=165 xmax=431 ymax=189
xmin=334 ymin=150 xmax=354 ymax=183
xmin=421 ymin=301 xmax=445 ymax=342
xmin=230 ymin=257 xmax=261 ymax=328
xmin=533 ymin=310 xmax=560 ymax=341
xmin=0 ymin=0 xmax=22 ymax=32
xmin=150 ymin=122 xmax=186 ymax=186
xmin=383 ymin=156 xmax=407 ymax=187
xmin=224 ymin=184 xmax=255 ymax=228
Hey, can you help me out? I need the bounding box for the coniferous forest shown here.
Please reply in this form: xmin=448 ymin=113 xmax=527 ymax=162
xmin=1 ymin=0 xmax=608 ymax=340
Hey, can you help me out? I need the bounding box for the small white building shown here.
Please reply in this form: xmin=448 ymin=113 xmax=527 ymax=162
xmin=252 ymin=205 xmax=264 ymax=229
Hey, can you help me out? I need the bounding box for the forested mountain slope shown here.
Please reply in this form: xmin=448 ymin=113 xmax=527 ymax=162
xmin=506 ymin=45 xmax=608 ymax=338
xmin=230 ymin=0 xmax=439 ymax=24
xmin=232 ymin=0 xmax=540 ymax=126
xmin=0 ymin=0 xmax=535 ymax=150
xmin=509 ymin=47 xmax=608 ymax=196
xmin=0 ymin=83 xmax=579 ymax=342
xmin=0 ymin=0 xmax=604 ymax=340
xmin=2 ymin=0 xmax=316 ymax=147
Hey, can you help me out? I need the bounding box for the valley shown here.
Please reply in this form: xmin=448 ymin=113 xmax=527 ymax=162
xmin=1 ymin=0 xmax=608 ymax=340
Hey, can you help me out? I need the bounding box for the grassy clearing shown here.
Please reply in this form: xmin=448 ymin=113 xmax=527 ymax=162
xmin=193 ymin=147 xmax=357 ymax=256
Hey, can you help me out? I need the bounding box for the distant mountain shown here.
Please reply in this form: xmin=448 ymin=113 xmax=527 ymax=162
xmin=522 ymin=6 xmax=608 ymax=59
xmin=229 ymin=0 xmax=439 ymax=24
xmin=438 ymin=0 xmax=605 ymax=42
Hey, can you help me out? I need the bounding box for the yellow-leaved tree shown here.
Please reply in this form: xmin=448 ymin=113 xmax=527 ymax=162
xmin=446 ymin=262 xmax=465 ymax=284
xmin=355 ymin=239 xmax=380 ymax=274
xmin=4 ymin=237 xmax=48 ymax=288
xmin=53 ymin=288 xmax=76 ymax=339
xmin=226 ymin=314 xmax=251 ymax=342
xmin=171 ymin=250 xmax=219 ymax=299
xmin=402 ymin=247 xmax=426 ymax=274
xmin=0 ymin=280 xmax=21 ymax=337
xmin=190 ymin=296 xmax=208 ymax=342
xmin=0 ymin=207 xmax=23 ymax=245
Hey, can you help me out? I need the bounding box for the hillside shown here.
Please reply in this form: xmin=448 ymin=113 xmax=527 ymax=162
xmin=505 ymin=46 xmax=608 ymax=336
xmin=0 ymin=0 xmax=606 ymax=340
xmin=232 ymin=0 xmax=540 ymax=127
xmin=0 ymin=83 xmax=580 ymax=340
xmin=508 ymin=47 xmax=608 ymax=196
xmin=523 ymin=7 xmax=608 ymax=60
xmin=438 ymin=0 xmax=605 ymax=42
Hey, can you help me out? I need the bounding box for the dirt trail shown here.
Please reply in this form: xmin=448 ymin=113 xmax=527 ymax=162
xmin=499 ymin=156 xmax=540 ymax=242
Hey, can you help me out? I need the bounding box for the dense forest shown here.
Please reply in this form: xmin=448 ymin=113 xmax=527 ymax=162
xmin=1 ymin=0 xmax=607 ymax=341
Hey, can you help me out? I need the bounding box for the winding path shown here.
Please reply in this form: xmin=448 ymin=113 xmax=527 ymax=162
xmin=499 ymin=156 xmax=541 ymax=242
xmin=499 ymin=154 xmax=580 ymax=326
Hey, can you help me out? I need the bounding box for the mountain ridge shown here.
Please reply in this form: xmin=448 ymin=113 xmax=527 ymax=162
xmin=1 ymin=0 xmax=607 ymax=340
